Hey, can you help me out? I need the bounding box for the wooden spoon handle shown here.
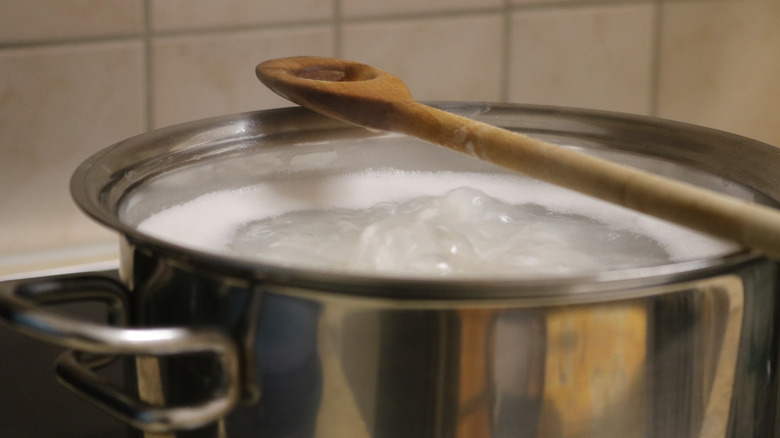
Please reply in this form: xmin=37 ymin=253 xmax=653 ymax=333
xmin=397 ymin=101 xmax=780 ymax=258
xmin=257 ymin=57 xmax=780 ymax=259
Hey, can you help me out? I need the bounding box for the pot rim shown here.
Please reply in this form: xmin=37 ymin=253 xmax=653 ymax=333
xmin=71 ymin=103 xmax=778 ymax=300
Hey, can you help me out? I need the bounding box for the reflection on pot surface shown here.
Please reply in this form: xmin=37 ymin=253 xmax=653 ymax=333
xmin=128 ymin=251 xmax=771 ymax=438
xmin=1 ymin=104 xmax=779 ymax=437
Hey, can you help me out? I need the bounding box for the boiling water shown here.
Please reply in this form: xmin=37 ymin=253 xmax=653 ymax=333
xmin=136 ymin=170 xmax=737 ymax=278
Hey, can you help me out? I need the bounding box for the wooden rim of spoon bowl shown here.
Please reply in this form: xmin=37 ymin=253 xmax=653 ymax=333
xmin=257 ymin=56 xmax=416 ymax=132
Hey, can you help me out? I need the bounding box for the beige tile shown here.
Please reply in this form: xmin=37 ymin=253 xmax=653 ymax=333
xmin=342 ymin=0 xmax=501 ymax=18
xmin=508 ymin=3 xmax=655 ymax=114
xmin=0 ymin=0 xmax=143 ymax=43
xmin=150 ymin=0 xmax=333 ymax=32
xmin=0 ymin=42 xmax=145 ymax=256
xmin=152 ymin=27 xmax=334 ymax=128
xmin=657 ymin=0 xmax=780 ymax=146
xmin=342 ymin=14 xmax=503 ymax=101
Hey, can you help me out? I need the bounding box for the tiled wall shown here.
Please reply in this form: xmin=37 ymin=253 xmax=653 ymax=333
xmin=1 ymin=0 xmax=779 ymax=270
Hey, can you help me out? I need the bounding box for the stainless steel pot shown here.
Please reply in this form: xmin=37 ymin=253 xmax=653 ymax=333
xmin=1 ymin=103 xmax=779 ymax=438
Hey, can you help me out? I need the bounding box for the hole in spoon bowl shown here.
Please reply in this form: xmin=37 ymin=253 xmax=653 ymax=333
xmin=298 ymin=66 xmax=346 ymax=82
xmin=295 ymin=63 xmax=381 ymax=82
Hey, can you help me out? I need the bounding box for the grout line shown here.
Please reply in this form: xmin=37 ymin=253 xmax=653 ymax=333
xmin=334 ymin=0 xmax=343 ymax=57
xmin=340 ymin=6 xmax=504 ymax=24
xmin=500 ymin=0 xmax=512 ymax=103
xmin=0 ymin=20 xmax=336 ymax=51
xmin=0 ymin=34 xmax=141 ymax=51
xmin=150 ymin=19 xmax=335 ymax=39
xmin=142 ymin=0 xmax=154 ymax=131
xmin=649 ymin=0 xmax=664 ymax=117
xmin=509 ymin=0 xmax=655 ymax=10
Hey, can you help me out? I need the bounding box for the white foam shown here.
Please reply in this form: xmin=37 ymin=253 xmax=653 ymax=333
xmin=136 ymin=170 xmax=737 ymax=277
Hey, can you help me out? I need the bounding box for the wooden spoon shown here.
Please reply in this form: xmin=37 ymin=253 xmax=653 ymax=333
xmin=257 ymin=56 xmax=780 ymax=259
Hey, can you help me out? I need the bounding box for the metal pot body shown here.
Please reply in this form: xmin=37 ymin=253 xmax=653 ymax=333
xmin=2 ymin=103 xmax=780 ymax=437
xmin=124 ymin=240 xmax=778 ymax=438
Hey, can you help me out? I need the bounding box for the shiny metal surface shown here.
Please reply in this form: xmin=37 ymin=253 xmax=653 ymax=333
xmin=120 ymin=250 xmax=776 ymax=438
xmin=0 ymin=271 xmax=241 ymax=432
xmin=0 ymin=265 xmax=128 ymax=438
xmin=2 ymin=104 xmax=780 ymax=437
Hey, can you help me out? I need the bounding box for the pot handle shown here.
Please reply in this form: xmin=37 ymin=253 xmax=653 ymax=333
xmin=0 ymin=271 xmax=241 ymax=432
